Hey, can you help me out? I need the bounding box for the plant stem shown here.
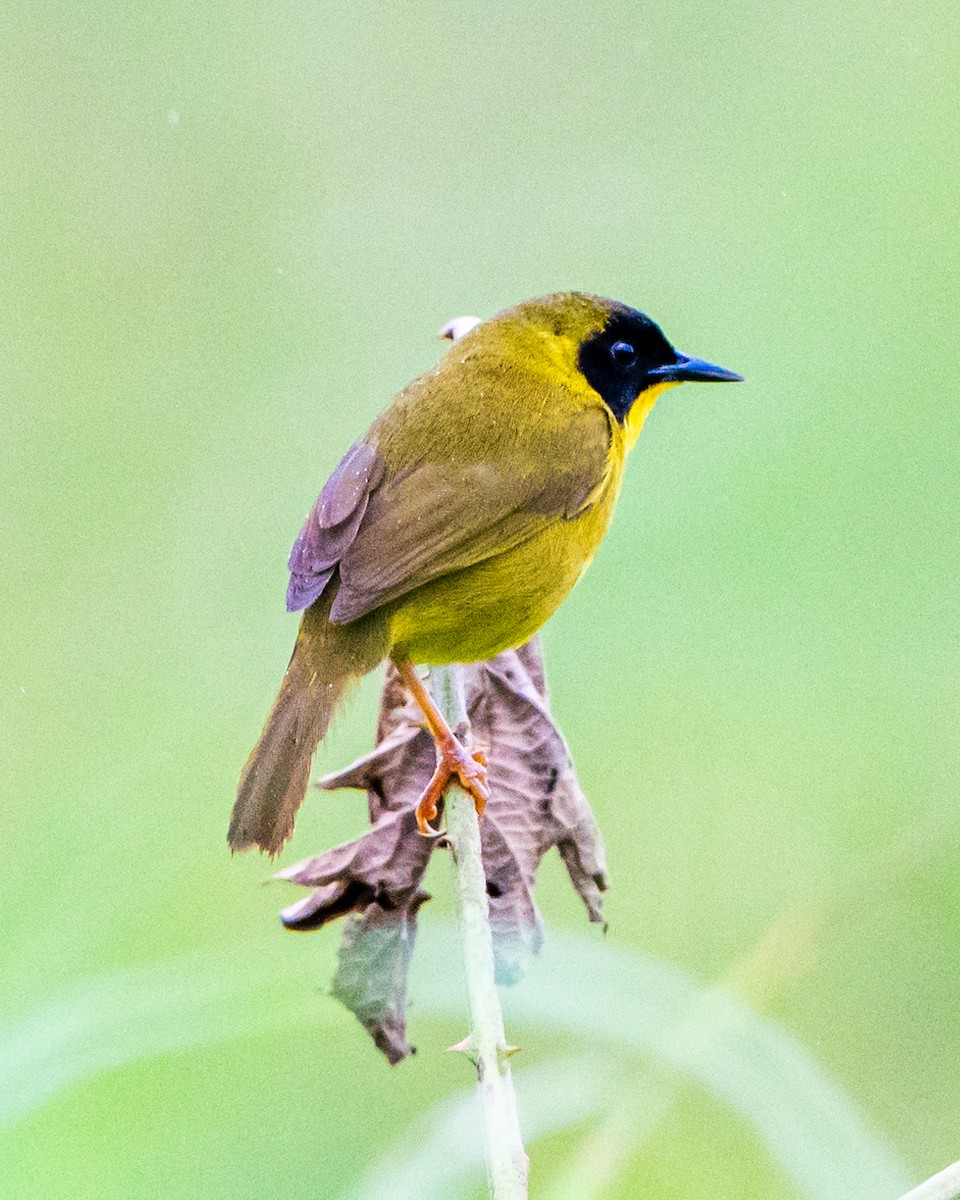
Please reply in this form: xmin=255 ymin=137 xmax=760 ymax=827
xmin=429 ymin=664 xmax=529 ymax=1200
xmin=896 ymin=1161 xmax=960 ymax=1200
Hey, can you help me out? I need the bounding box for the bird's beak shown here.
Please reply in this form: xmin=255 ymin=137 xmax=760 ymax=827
xmin=649 ymin=354 xmax=743 ymax=384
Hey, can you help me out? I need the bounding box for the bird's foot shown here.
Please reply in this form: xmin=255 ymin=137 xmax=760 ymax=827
xmin=416 ymin=739 xmax=489 ymax=837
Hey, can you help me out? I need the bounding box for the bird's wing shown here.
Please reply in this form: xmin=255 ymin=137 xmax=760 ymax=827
xmin=286 ymin=404 xmax=612 ymax=623
xmin=285 ymin=440 xmax=385 ymax=611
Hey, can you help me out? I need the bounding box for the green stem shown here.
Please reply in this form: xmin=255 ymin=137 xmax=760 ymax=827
xmin=429 ymin=664 xmax=529 ymax=1200
xmin=896 ymin=1161 xmax=960 ymax=1200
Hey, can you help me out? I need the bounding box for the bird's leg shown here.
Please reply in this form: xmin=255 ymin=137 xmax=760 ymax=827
xmin=392 ymin=656 xmax=489 ymax=836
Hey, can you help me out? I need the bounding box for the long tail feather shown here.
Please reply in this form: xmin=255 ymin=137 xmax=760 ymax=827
xmin=229 ymin=593 xmax=387 ymax=855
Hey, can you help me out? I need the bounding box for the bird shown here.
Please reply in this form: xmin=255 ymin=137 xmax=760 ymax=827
xmin=229 ymin=292 xmax=741 ymax=855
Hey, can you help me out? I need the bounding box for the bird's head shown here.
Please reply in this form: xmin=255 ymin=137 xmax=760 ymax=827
xmin=473 ymin=292 xmax=742 ymax=447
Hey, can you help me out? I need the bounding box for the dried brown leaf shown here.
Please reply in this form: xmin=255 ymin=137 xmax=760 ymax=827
xmin=329 ymin=896 xmax=428 ymax=1065
xmin=276 ymin=636 xmax=608 ymax=1061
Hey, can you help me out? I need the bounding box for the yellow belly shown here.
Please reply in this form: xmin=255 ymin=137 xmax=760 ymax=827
xmin=386 ymin=494 xmax=617 ymax=665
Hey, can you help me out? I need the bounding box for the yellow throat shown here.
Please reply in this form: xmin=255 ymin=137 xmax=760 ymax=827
xmin=621 ymin=381 xmax=676 ymax=453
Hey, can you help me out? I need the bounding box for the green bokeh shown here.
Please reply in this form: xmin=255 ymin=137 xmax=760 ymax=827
xmin=2 ymin=1 xmax=958 ymax=1196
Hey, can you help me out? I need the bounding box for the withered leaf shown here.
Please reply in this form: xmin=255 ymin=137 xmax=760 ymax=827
xmin=329 ymin=897 xmax=428 ymax=1065
xmin=276 ymin=636 xmax=609 ymax=1063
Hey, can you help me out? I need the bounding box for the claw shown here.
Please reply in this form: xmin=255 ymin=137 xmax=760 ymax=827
xmin=390 ymin=656 xmax=492 ymax=839
xmin=415 ymin=738 xmax=489 ymax=837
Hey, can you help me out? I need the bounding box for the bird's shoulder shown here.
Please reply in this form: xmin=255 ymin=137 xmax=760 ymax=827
xmin=370 ymin=341 xmax=610 ymax=477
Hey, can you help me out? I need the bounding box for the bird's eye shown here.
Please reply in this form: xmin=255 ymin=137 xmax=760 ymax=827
xmin=610 ymin=341 xmax=636 ymax=368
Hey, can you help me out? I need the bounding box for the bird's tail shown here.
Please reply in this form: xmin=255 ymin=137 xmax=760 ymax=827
xmin=228 ymin=591 xmax=388 ymax=855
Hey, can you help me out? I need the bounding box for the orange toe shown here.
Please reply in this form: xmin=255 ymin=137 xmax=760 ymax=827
xmin=415 ymin=736 xmax=489 ymax=837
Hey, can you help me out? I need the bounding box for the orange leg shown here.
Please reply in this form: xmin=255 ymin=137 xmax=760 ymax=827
xmin=392 ymin=657 xmax=489 ymax=836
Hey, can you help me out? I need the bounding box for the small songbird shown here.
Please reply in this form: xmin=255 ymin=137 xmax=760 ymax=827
xmin=229 ymin=292 xmax=741 ymax=854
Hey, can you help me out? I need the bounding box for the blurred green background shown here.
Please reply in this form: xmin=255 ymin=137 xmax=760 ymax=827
xmin=2 ymin=2 xmax=959 ymax=1197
